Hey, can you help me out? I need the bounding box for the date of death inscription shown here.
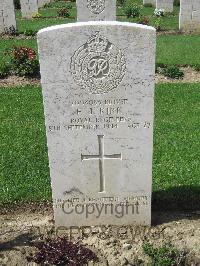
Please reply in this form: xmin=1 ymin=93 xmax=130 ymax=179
xmin=48 ymin=98 xmax=152 ymax=131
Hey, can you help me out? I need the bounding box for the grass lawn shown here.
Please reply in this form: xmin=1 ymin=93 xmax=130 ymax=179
xmin=0 ymin=1 xmax=199 ymax=67
xmin=1 ymin=35 xmax=200 ymax=67
xmin=0 ymin=84 xmax=199 ymax=210
xmin=12 ymin=0 xmax=180 ymax=33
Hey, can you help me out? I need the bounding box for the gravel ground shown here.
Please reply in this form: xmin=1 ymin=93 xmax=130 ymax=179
xmin=0 ymin=203 xmax=200 ymax=266
xmin=0 ymin=67 xmax=200 ymax=88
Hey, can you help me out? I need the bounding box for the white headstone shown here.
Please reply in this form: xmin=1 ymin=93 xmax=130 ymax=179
xmin=179 ymin=0 xmax=200 ymax=31
xmin=76 ymin=0 xmax=116 ymax=22
xmin=20 ymin=0 xmax=38 ymax=19
xmin=156 ymin=0 xmax=174 ymax=12
xmin=0 ymin=0 xmax=16 ymax=34
xmin=37 ymin=21 xmax=156 ymax=227
xmin=38 ymin=0 xmax=50 ymax=8
xmin=143 ymin=0 xmax=155 ymax=6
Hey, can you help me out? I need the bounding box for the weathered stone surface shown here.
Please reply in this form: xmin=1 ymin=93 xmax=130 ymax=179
xmin=179 ymin=0 xmax=200 ymax=31
xmin=20 ymin=0 xmax=38 ymax=19
xmin=143 ymin=0 xmax=155 ymax=6
xmin=0 ymin=0 xmax=16 ymax=34
xmin=38 ymin=0 xmax=50 ymax=8
xmin=76 ymin=0 xmax=116 ymax=22
xmin=37 ymin=21 xmax=156 ymax=227
xmin=156 ymin=0 xmax=174 ymax=12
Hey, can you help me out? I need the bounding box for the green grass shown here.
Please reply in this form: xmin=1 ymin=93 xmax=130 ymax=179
xmin=157 ymin=35 xmax=200 ymax=66
xmin=152 ymin=83 xmax=200 ymax=210
xmin=118 ymin=5 xmax=180 ymax=31
xmin=0 ymin=39 xmax=37 ymax=65
xmin=0 ymin=84 xmax=199 ymax=209
xmin=0 ymin=86 xmax=51 ymax=203
xmin=1 ymin=35 xmax=200 ymax=67
xmin=12 ymin=0 xmax=180 ymax=33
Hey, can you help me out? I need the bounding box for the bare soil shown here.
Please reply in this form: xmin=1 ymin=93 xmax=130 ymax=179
xmin=156 ymin=67 xmax=200 ymax=84
xmin=1 ymin=67 xmax=200 ymax=88
xmin=0 ymin=203 xmax=200 ymax=266
xmin=0 ymin=76 xmax=40 ymax=88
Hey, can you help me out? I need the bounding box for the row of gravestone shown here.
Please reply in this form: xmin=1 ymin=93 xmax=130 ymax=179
xmin=0 ymin=0 xmax=200 ymax=34
xmin=144 ymin=0 xmax=174 ymax=12
xmin=0 ymin=0 xmax=51 ymax=34
xmin=37 ymin=0 xmax=156 ymax=227
xmin=146 ymin=0 xmax=200 ymax=32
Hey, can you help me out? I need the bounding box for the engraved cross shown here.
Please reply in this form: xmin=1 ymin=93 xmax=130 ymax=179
xmin=81 ymin=135 xmax=122 ymax=193
xmin=191 ymin=2 xmax=197 ymax=20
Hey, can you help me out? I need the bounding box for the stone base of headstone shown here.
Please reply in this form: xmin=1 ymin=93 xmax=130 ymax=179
xmin=143 ymin=0 xmax=156 ymax=7
xmin=179 ymin=0 xmax=200 ymax=31
xmin=20 ymin=0 xmax=38 ymax=19
xmin=0 ymin=0 xmax=16 ymax=34
xmin=38 ymin=0 xmax=51 ymax=8
xmin=156 ymin=0 xmax=174 ymax=12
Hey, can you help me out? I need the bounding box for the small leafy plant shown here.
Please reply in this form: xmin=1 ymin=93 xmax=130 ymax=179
xmin=154 ymin=17 xmax=162 ymax=31
xmin=23 ymin=29 xmax=37 ymax=36
xmin=6 ymin=46 xmax=39 ymax=77
xmin=57 ymin=8 xmax=70 ymax=18
xmin=66 ymin=3 xmax=73 ymax=9
xmin=32 ymin=12 xmax=42 ymax=18
xmin=123 ymin=0 xmax=141 ymax=18
xmin=117 ymin=0 xmax=125 ymax=6
xmin=192 ymin=64 xmax=200 ymax=71
xmin=143 ymin=241 xmax=187 ymax=266
xmin=139 ymin=16 xmax=150 ymax=25
xmin=162 ymin=66 xmax=184 ymax=79
xmin=0 ymin=63 xmax=10 ymax=78
xmin=27 ymin=237 xmax=98 ymax=265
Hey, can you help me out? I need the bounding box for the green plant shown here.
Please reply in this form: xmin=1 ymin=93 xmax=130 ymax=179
xmin=117 ymin=0 xmax=125 ymax=6
xmin=57 ymin=8 xmax=70 ymax=18
xmin=143 ymin=241 xmax=187 ymax=266
xmin=154 ymin=17 xmax=162 ymax=31
xmin=139 ymin=16 xmax=149 ymax=25
xmin=0 ymin=63 xmax=10 ymax=78
xmin=32 ymin=12 xmax=42 ymax=18
xmin=7 ymin=46 xmax=39 ymax=77
xmin=192 ymin=64 xmax=200 ymax=71
xmin=162 ymin=65 xmax=184 ymax=79
xmin=23 ymin=29 xmax=37 ymax=36
xmin=123 ymin=0 xmax=141 ymax=18
xmin=66 ymin=3 xmax=73 ymax=9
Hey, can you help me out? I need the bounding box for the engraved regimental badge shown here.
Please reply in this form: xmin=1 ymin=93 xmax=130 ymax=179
xmin=70 ymin=32 xmax=126 ymax=94
xmin=87 ymin=0 xmax=105 ymax=14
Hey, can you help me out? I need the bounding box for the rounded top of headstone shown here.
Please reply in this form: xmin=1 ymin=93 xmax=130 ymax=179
xmin=37 ymin=21 xmax=156 ymax=37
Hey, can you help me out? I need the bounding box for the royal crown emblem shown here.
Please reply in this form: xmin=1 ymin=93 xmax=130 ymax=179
xmin=87 ymin=0 xmax=105 ymax=14
xmin=70 ymin=32 xmax=126 ymax=94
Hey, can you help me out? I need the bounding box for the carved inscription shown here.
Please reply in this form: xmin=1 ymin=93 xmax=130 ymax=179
xmin=87 ymin=0 xmax=106 ymax=14
xmin=81 ymin=135 xmax=122 ymax=193
xmin=70 ymin=32 xmax=126 ymax=94
xmin=48 ymin=97 xmax=152 ymax=132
